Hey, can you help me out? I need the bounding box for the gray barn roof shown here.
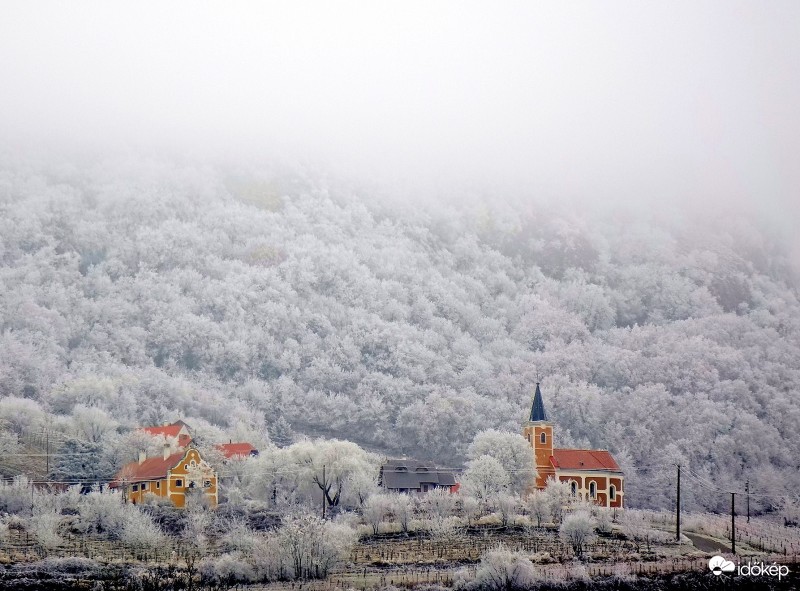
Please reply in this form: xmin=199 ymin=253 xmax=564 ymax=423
xmin=380 ymin=459 xmax=456 ymax=490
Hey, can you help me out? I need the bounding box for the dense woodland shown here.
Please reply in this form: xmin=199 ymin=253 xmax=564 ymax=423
xmin=1 ymin=157 xmax=799 ymax=513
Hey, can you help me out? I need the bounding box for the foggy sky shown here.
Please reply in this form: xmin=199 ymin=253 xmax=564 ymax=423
xmin=1 ymin=1 xmax=799 ymax=226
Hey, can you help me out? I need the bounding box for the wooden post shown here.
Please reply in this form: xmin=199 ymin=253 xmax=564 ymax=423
xmin=746 ymin=481 xmax=750 ymax=523
xmin=676 ymin=464 xmax=681 ymax=542
xmin=731 ymin=492 xmax=736 ymax=555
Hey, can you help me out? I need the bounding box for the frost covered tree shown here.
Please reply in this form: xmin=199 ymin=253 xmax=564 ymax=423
xmin=461 ymin=456 xmax=510 ymax=508
xmin=560 ymin=510 xmax=596 ymax=556
xmin=526 ymin=489 xmax=550 ymax=527
xmin=389 ymin=493 xmax=415 ymax=533
xmin=467 ymin=430 xmax=536 ymax=495
xmin=362 ymin=493 xmax=391 ymax=535
xmin=542 ymin=477 xmax=572 ymax=524
xmin=1 ymin=160 xmax=800 ymax=513
xmin=288 ymin=439 xmax=381 ymax=511
xmin=469 ymin=545 xmax=539 ymax=591
xmin=278 ymin=513 xmax=357 ymax=580
xmin=495 ymin=493 xmax=519 ymax=527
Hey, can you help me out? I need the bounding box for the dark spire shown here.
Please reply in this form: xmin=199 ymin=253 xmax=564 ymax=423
xmin=529 ymin=382 xmax=548 ymax=422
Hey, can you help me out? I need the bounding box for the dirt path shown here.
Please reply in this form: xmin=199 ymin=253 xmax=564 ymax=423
xmin=684 ymin=532 xmax=730 ymax=553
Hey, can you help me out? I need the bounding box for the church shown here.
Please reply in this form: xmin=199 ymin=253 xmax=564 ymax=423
xmin=523 ymin=383 xmax=624 ymax=508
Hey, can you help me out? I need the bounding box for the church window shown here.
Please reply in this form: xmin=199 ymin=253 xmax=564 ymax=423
xmin=589 ymin=481 xmax=597 ymax=499
xmin=609 ymin=485 xmax=616 ymax=501
xmin=570 ymin=481 xmax=577 ymax=497
xmin=540 ymin=432 xmax=546 ymax=444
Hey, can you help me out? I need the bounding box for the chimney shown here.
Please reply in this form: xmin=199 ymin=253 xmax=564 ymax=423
xmin=138 ymin=450 xmax=146 ymax=464
xmin=163 ymin=443 xmax=170 ymax=460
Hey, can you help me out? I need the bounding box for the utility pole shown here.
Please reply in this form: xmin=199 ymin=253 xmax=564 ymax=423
xmin=731 ymin=492 xmax=736 ymax=555
xmin=676 ymin=464 xmax=681 ymax=542
xmin=745 ymin=481 xmax=750 ymax=523
xmin=322 ymin=465 xmax=326 ymax=520
xmin=45 ymin=431 xmax=49 ymax=478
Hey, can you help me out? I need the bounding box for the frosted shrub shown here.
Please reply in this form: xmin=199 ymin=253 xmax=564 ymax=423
xmin=429 ymin=516 xmax=460 ymax=543
xmin=200 ymin=553 xmax=257 ymax=585
xmin=181 ymin=510 xmax=210 ymax=552
xmin=567 ymin=563 xmax=590 ymax=582
xmin=36 ymin=557 xmax=101 ymax=577
xmin=460 ymin=495 xmax=482 ymax=526
xmin=466 ymin=545 xmax=539 ymax=591
xmin=0 ymin=476 xmax=33 ymax=515
xmin=560 ymin=510 xmax=596 ymax=556
xmin=526 ymin=490 xmax=550 ymax=528
xmin=220 ymin=520 xmax=262 ymax=553
xmin=29 ymin=510 xmax=62 ymax=550
xmin=251 ymin=533 xmax=287 ymax=581
xmin=278 ymin=513 xmax=357 ymax=580
xmin=363 ymin=493 xmax=392 ymax=534
xmin=621 ymin=510 xmax=669 ymax=552
xmin=76 ymin=489 xmax=127 ymax=536
xmin=612 ymin=562 xmax=637 ymax=582
xmin=389 ymin=493 xmax=415 ymax=533
xmin=594 ymin=507 xmax=613 ymax=534
xmin=495 ymin=493 xmax=519 ymax=527
xmin=543 ymin=478 xmax=572 ymax=524
xmin=121 ymin=510 xmax=165 ymax=550
xmin=57 ymin=486 xmax=82 ymax=514
xmin=0 ymin=517 xmax=9 ymax=542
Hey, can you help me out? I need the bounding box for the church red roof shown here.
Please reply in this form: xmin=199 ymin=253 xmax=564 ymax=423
xmin=550 ymin=448 xmax=622 ymax=472
xmin=216 ymin=442 xmax=258 ymax=458
xmin=110 ymin=451 xmax=187 ymax=486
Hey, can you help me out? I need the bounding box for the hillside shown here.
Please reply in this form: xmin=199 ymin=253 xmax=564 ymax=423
xmin=1 ymin=158 xmax=799 ymax=512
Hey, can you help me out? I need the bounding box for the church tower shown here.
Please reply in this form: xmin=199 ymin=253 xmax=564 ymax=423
xmin=522 ymin=383 xmax=556 ymax=489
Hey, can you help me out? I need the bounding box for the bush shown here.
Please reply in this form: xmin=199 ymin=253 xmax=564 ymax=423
xmin=200 ymin=553 xmax=257 ymax=585
xmin=278 ymin=513 xmax=357 ymax=580
xmin=120 ymin=510 xmax=165 ymax=549
xmin=29 ymin=511 xmax=62 ymax=550
xmin=0 ymin=476 xmax=34 ymax=515
xmin=140 ymin=502 xmax=187 ymax=536
xmin=458 ymin=545 xmax=539 ymax=591
xmin=76 ymin=489 xmax=127 ymax=536
xmin=35 ymin=557 xmax=101 ymax=576
xmin=560 ymin=510 xmax=596 ymax=556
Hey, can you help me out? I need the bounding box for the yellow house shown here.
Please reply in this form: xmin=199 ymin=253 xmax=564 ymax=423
xmin=112 ymin=446 xmax=218 ymax=508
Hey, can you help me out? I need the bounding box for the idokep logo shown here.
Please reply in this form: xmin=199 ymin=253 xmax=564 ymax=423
xmin=708 ymin=555 xmax=790 ymax=581
xmin=708 ymin=555 xmax=735 ymax=575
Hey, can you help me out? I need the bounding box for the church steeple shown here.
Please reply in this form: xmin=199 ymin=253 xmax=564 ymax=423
xmin=523 ymin=382 xmax=555 ymax=490
xmin=529 ymin=382 xmax=548 ymax=422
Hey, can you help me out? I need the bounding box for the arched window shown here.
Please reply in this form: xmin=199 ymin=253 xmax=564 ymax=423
xmin=540 ymin=432 xmax=546 ymax=444
xmin=570 ymin=481 xmax=577 ymax=497
xmin=589 ymin=481 xmax=597 ymax=499
xmin=609 ymin=485 xmax=616 ymax=501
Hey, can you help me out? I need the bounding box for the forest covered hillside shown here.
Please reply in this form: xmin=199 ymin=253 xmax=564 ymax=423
xmin=1 ymin=158 xmax=799 ymax=513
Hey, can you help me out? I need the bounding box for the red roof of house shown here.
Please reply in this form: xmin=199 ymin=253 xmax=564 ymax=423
xmin=216 ymin=442 xmax=258 ymax=458
xmin=550 ymin=448 xmax=622 ymax=472
xmin=140 ymin=423 xmax=182 ymax=438
xmin=111 ymin=451 xmax=187 ymax=486
xmin=139 ymin=422 xmax=192 ymax=447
